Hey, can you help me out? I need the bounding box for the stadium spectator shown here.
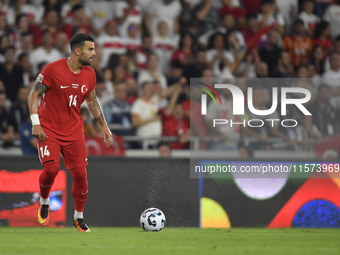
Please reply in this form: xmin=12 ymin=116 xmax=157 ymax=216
xmin=325 ymin=35 xmax=340 ymax=71
xmin=29 ymin=29 xmax=62 ymax=76
xmin=192 ymin=0 xmax=220 ymax=36
xmin=271 ymin=50 xmax=295 ymax=78
xmin=81 ymin=107 xmax=98 ymax=137
xmin=283 ymin=18 xmax=312 ymax=69
xmin=96 ymin=19 xmax=126 ymax=69
xmin=307 ymin=84 xmax=339 ymax=137
xmin=257 ymin=0 xmax=285 ymax=35
xmin=167 ymin=60 xmax=183 ymax=86
xmin=0 ymin=91 xmax=14 ymax=147
xmin=171 ymin=32 xmax=194 ymax=66
xmin=125 ymin=77 xmax=138 ymax=105
xmin=275 ymin=0 xmax=298 ymax=27
xmin=14 ymin=31 xmax=33 ymax=59
xmin=145 ymin=0 xmax=182 ymax=37
xmin=160 ymin=83 xmax=190 ymax=149
xmin=55 ymin=31 xmax=70 ymax=57
xmin=323 ymin=0 xmax=340 ymax=38
xmin=17 ymin=52 xmax=31 ymax=86
xmin=124 ymin=23 xmax=142 ymax=52
xmin=158 ymin=140 xmax=173 ymax=157
xmin=0 ymin=34 xmax=10 ymax=63
xmin=10 ymin=86 xmax=29 ymax=136
xmin=6 ymin=0 xmax=44 ymax=27
xmin=322 ymin=51 xmax=340 ymax=109
xmin=308 ymin=45 xmax=324 ymax=76
xmin=19 ymin=118 xmax=37 ymax=154
xmin=131 ymin=81 xmax=182 ymax=147
xmin=182 ymin=86 xmax=207 ymax=148
xmin=104 ymin=82 xmax=134 ymax=138
xmin=63 ymin=4 xmax=90 ymax=39
xmin=204 ymin=85 xmax=240 ymax=150
xmin=10 ymin=14 xmax=29 ymax=50
xmin=198 ymin=12 xmax=245 ymax=50
xmin=258 ymin=31 xmax=281 ymax=76
xmin=116 ymin=0 xmax=142 ymax=38
xmin=86 ymin=0 xmax=115 ymax=36
xmin=0 ymin=13 xmax=8 ymax=37
xmin=299 ymin=0 xmax=320 ymax=37
xmin=131 ymin=81 xmax=162 ymax=147
xmin=313 ymin=21 xmax=332 ymax=57
xmin=152 ymin=21 xmax=178 ymax=73
xmin=0 ymin=46 xmax=24 ymax=102
xmin=218 ymin=0 xmax=246 ymax=26
xmin=31 ymin=9 xmax=60 ymax=47
xmin=183 ymin=49 xmax=207 ymax=83
xmin=137 ymin=52 xmax=167 ymax=92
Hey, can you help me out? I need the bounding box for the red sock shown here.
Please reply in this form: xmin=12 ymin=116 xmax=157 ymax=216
xmin=70 ymin=167 xmax=88 ymax=212
xmin=39 ymin=162 xmax=60 ymax=199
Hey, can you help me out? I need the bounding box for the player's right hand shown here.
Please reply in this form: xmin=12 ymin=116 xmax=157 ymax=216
xmin=32 ymin=125 xmax=48 ymax=143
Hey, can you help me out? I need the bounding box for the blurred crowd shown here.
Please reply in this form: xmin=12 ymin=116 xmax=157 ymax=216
xmin=0 ymin=0 xmax=340 ymax=154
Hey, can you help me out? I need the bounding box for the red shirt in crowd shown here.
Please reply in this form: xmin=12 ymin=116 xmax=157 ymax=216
xmin=160 ymin=109 xmax=190 ymax=149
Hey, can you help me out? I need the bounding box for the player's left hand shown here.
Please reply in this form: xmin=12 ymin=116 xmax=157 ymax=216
xmin=102 ymin=124 xmax=114 ymax=148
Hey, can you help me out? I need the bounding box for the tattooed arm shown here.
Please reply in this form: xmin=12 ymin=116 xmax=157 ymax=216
xmin=28 ymin=81 xmax=49 ymax=142
xmin=86 ymin=90 xmax=113 ymax=147
xmin=28 ymin=81 xmax=48 ymax=115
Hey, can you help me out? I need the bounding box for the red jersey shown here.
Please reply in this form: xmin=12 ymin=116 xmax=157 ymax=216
xmin=38 ymin=58 xmax=96 ymax=140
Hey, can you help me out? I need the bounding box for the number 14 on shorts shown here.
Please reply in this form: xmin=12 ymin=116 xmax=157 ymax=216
xmin=40 ymin=145 xmax=50 ymax=158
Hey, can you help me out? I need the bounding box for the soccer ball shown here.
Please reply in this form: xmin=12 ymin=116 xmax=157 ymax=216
xmin=140 ymin=208 xmax=166 ymax=231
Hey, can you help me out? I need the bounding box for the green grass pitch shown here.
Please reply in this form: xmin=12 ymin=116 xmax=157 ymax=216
xmin=0 ymin=227 xmax=339 ymax=255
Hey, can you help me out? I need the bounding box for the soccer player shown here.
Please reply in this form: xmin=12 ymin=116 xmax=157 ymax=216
xmin=27 ymin=33 xmax=113 ymax=232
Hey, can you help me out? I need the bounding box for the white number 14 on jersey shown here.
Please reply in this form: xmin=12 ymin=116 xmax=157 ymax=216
xmin=69 ymin=95 xmax=78 ymax=107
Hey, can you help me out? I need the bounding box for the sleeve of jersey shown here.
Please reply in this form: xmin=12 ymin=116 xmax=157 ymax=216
xmin=90 ymin=71 xmax=96 ymax=92
xmin=38 ymin=63 xmax=54 ymax=88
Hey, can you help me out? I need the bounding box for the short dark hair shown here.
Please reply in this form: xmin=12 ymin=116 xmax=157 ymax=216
xmin=71 ymin=4 xmax=84 ymax=14
xmin=157 ymin=141 xmax=172 ymax=151
xmin=18 ymin=52 xmax=28 ymax=61
xmin=70 ymin=33 xmax=94 ymax=51
xmin=21 ymin=31 xmax=32 ymax=38
xmin=140 ymin=81 xmax=153 ymax=89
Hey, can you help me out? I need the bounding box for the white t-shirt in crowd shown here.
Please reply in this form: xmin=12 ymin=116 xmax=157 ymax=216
xmin=257 ymin=12 xmax=285 ymax=27
xmin=96 ymin=33 xmax=127 ymax=68
xmin=299 ymin=11 xmax=320 ymax=30
xmin=131 ymin=95 xmax=162 ymax=138
xmin=152 ymin=35 xmax=179 ymax=73
xmin=206 ymin=49 xmax=235 ymax=80
xmin=124 ymin=36 xmax=142 ymax=52
xmin=6 ymin=4 xmax=44 ymax=25
xmin=322 ymin=69 xmax=340 ymax=109
xmin=29 ymin=47 xmax=63 ymax=76
xmin=323 ymin=4 xmax=340 ymax=38
xmin=137 ymin=70 xmax=167 ymax=94
xmin=276 ymin=0 xmax=298 ymax=26
xmin=148 ymin=0 xmax=182 ymax=36
xmin=115 ymin=1 xmax=142 ymax=37
xmin=86 ymin=0 xmax=115 ymax=30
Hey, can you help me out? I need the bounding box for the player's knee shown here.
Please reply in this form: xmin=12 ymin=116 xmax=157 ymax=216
xmin=39 ymin=161 xmax=59 ymax=184
xmin=71 ymin=167 xmax=87 ymax=183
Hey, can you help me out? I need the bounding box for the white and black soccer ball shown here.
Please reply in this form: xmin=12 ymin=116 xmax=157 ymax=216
xmin=140 ymin=208 xmax=166 ymax=231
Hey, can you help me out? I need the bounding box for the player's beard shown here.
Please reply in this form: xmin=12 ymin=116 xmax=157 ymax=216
xmin=79 ymin=54 xmax=92 ymax=66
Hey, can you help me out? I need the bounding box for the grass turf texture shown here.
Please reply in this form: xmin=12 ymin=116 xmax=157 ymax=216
xmin=0 ymin=228 xmax=339 ymax=255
